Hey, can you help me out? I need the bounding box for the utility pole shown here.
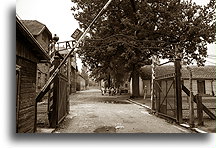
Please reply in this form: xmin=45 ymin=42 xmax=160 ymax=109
xmin=187 ymin=66 xmax=195 ymax=127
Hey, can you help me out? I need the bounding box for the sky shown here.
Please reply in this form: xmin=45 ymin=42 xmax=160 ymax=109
xmin=16 ymin=0 xmax=215 ymax=66
xmin=16 ymin=0 xmax=84 ymax=70
xmin=16 ymin=0 xmax=79 ymax=42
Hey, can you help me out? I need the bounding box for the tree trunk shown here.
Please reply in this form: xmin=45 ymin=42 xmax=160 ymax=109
xmin=132 ymin=69 xmax=139 ymax=97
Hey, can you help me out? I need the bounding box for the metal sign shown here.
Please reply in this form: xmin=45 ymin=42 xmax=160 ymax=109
xmin=71 ymin=29 xmax=83 ymax=41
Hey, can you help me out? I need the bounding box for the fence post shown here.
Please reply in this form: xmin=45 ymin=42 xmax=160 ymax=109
xmin=196 ymin=95 xmax=204 ymax=126
xmin=151 ymin=55 xmax=156 ymax=112
xmin=174 ymin=58 xmax=183 ymax=124
xmin=187 ymin=67 xmax=195 ymax=127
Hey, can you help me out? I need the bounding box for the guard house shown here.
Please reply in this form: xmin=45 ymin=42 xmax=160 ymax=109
xmin=16 ymin=16 xmax=50 ymax=133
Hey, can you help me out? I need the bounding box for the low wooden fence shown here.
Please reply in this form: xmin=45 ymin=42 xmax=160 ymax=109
xmin=182 ymin=85 xmax=215 ymax=120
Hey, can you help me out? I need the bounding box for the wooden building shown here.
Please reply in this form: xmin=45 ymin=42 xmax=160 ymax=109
xmin=21 ymin=20 xmax=52 ymax=99
xmin=16 ymin=17 xmax=50 ymax=133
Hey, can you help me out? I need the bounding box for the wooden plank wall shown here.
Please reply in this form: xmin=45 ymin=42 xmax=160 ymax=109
xmin=16 ymin=37 xmax=38 ymax=63
xmin=16 ymin=39 xmax=38 ymax=133
xmin=16 ymin=57 xmax=37 ymax=133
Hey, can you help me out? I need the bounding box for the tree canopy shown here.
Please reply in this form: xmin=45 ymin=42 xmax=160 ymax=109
xmin=71 ymin=0 xmax=215 ymax=85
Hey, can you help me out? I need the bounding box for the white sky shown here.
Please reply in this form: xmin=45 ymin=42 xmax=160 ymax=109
xmin=16 ymin=0 xmax=79 ymax=42
xmin=16 ymin=0 xmax=82 ymax=70
xmin=16 ymin=0 xmax=215 ymax=66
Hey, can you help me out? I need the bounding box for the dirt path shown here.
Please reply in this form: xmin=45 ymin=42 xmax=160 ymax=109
xmin=54 ymin=89 xmax=192 ymax=133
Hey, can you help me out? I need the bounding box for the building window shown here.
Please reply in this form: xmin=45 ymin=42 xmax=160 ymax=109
xmin=197 ymin=80 xmax=206 ymax=95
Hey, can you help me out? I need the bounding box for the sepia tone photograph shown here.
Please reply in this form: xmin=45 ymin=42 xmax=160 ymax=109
xmin=15 ymin=0 xmax=215 ymax=134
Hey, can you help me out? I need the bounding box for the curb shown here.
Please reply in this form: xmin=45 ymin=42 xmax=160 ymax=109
xmin=180 ymin=124 xmax=208 ymax=133
xmin=127 ymin=99 xmax=151 ymax=110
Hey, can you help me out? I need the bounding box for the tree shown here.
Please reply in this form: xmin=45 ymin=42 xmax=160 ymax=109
xmin=71 ymin=0 xmax=215 ymax=96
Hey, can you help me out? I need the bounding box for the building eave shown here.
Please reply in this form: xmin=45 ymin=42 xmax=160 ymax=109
xmin=16 ymin=16 xmax=50 ymax=62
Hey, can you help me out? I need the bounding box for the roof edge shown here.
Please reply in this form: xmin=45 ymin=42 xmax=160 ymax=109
xmin=16 ymin=16 xmax=50 ymax=61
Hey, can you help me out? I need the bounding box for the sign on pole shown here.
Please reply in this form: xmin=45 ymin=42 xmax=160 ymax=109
xmin=71 ymin=29 xmax=83 ymax=41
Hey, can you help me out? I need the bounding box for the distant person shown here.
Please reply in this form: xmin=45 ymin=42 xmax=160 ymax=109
xmin=116 ymin=87 xmax=119 ymax=95
xmin=101 ymin=86 xmax=105 ymax=95
xmin=108 ymin=87 xmax=111 ymax=96
xmin=111 ymin=87 xmax=114 ymax=96
xmin=104 ymin=87 xmax=107 ymax=94
xmin=114 ymin=87 xmax=116 ymax=95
